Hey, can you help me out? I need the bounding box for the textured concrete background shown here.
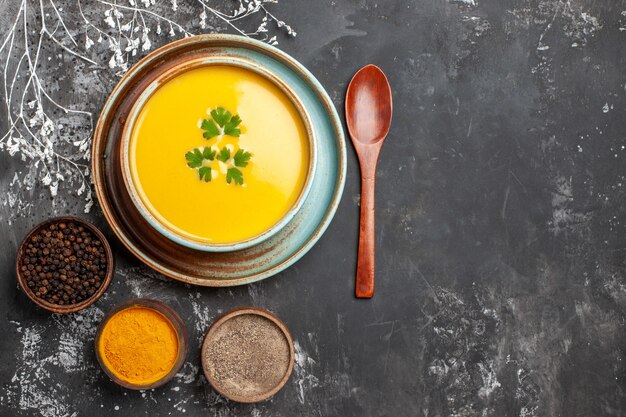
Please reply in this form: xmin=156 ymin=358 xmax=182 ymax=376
xmin=1 ymin=1 xmax=625 ymax=416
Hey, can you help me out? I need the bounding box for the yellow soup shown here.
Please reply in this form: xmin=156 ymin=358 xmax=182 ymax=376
xmin=128 ymin=65 xmax=310 ymax=244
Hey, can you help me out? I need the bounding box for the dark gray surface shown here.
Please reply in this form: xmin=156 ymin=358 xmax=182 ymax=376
xmin=1 ymin=0 xmax=625 ymax=416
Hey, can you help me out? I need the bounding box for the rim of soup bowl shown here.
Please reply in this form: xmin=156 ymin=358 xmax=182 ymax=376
xmin=120 ymin=56 xmax=317 ymax=252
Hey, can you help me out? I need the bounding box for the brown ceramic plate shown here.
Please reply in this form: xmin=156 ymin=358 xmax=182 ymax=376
xmin=94 ymin=298 xmax=188 ymax=390
xmin=201 ymin=307 xmax=295 ymax=403
xmin=92 ymin=34 xmax=346 ymax=286
xmin=15 ymin=216 xmax=114 ymax=313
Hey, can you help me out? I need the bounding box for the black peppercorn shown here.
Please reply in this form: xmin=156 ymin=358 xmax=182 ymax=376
xmin=19 ymin=221 xmax=109 ymax=306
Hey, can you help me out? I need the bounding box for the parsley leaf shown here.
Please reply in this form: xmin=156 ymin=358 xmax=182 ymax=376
xmin=224 ymin=114 xmax=242 ymax=137
xmin=208 ymin=108 xmax=242 ymax=136
xmin=226 ymin=167 xmax=244 ymax=185
xmin=211 ymin=107 xmax=232 ymax=127
xmin=185 ymin=148 xmax=204 ymax=168
xmin=186 ymin=147 xmax=215 ymax=168
xmin=233 ymin=149 xmax=252 ymax=167
xmin=217 ymin=147 xmax=231 ymax=163
xmin=201 ymin=119 xmax=220 ymax=139
xmin=198 ymin=166 xmax=212 ymax=182
xmin=202 ymin=147 xmax=216 ymax=160
xmin=187 ymin=107 xmax=250 ymax=184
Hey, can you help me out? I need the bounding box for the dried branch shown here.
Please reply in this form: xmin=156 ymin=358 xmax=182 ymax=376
xmin=0 ymin=0 xmax=295 ymax=216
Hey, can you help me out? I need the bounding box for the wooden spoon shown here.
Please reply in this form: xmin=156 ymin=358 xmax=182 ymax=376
xmin=345 ymin=64 xmax=393 ymax=299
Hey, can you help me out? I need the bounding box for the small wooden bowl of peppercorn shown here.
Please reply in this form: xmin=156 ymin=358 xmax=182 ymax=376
xmin=16 ymin=216 xmax=114 ymax=313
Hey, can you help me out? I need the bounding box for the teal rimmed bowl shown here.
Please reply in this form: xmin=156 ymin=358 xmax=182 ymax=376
xmin=92 ymin=34 xmax=346 ymax=286
xmin=119 ymin=56 xmax=318 ymax=252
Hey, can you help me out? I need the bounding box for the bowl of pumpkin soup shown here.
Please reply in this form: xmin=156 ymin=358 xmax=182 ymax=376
xmin=120 ymin=58 xmax=316 ymax=252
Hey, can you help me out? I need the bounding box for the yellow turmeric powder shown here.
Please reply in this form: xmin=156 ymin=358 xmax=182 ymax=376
xmin=98 ymin=306 xmax=179 ymax=385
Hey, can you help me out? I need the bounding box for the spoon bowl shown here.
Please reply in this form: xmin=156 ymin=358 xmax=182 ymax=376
xmin=345 ymin=64 xmax=393 ymax=298
xmin=346 ymin=65 xmax=393 ymax=145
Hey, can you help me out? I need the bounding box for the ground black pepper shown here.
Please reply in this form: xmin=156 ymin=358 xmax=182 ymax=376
xmin=19 ymin=221 xmax=108 ymax=306
xmin=203 ymin=314 xmax=291 ymax=399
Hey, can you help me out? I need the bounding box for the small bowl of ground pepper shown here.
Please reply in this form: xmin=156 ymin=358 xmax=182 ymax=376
xmin=16 ymin=216 xmax=114 ymax=313
xmin=201 ymin=307 xmax=295 ymax=403
xmin=95 ymin=298 xmax=188 ymax=390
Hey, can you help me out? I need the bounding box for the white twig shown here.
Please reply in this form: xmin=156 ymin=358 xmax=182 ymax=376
xmin=0 ymin=0 xmax=295 ymax=214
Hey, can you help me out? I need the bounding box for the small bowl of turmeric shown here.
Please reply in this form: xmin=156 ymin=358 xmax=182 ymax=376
xmin=95 ymin=298 xmax=187 ymax=390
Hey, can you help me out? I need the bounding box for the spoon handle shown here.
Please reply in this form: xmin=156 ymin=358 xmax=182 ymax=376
xmin=356 ymin=172 xmax=376 ymax=298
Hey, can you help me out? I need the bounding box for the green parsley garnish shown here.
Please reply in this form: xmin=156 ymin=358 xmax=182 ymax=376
xmin=233 ymin=149 xmax=252 ymax=167
xmin=198 ymin=166 xmax=212 ymax=182
xmin=200 ymin=107 xmax=242 ymax=138
xmin=186 ymin=106 xmax=250 ymax=185
xmin=211 ymin=107 xmax=232 ymax=127
xmin=185 ymin=147 xmax=215 ymax=168
xmin=201 ymin=119 xmax=220 ymax=140
xmin=203 ymin=147 xmax=216 ymax=160
xmin=226 ymin=167 xmax=244 ymax=185
xmin=185 ymin=148 xmax=203 ymax=168
xmin=224 ymin=114 xmax=242 ymax=136
xmin=216 ymin=147 xmax=231 ymax=163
